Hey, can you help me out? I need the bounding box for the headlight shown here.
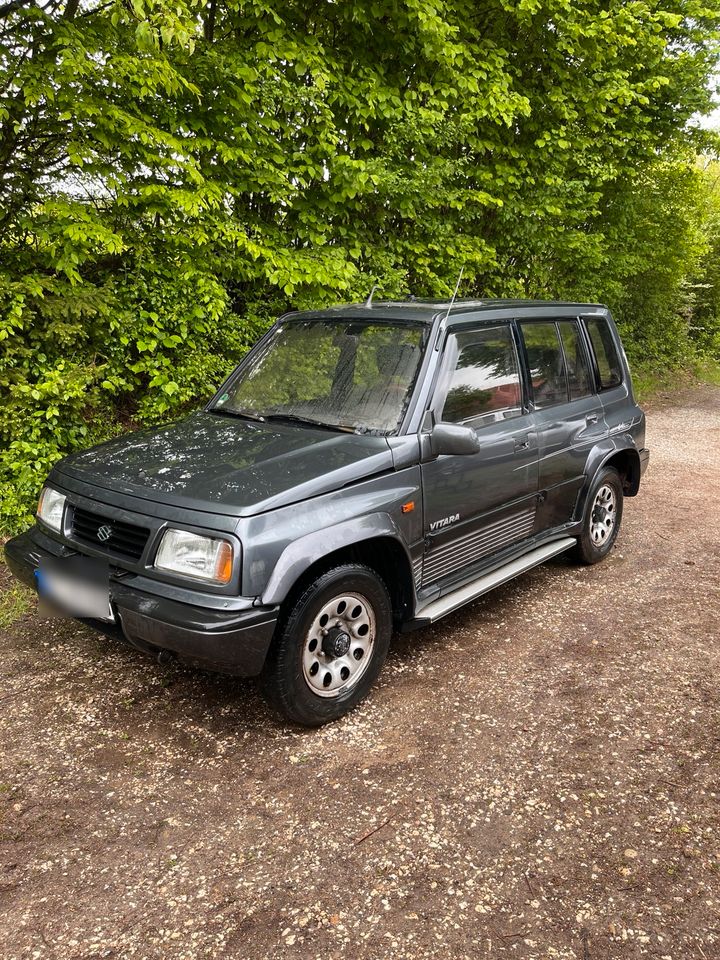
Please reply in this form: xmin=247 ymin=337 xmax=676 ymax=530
xmin=37 ymin=487 xmax=67 ymax=532
xmin=154 ymin=529 xmax=234 ymax=584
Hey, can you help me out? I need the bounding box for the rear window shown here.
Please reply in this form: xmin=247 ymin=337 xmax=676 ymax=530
xmin=520 ymin=321 xmax=568 ymax=409
xmin=558 ymin=320 xmax=593 ymax=399
xmin=585 ymin=317 xmax=623 ymax=389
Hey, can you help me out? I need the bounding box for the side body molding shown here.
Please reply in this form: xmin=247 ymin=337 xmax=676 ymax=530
xmin=261 ymin=513 xmax=412 ymax=606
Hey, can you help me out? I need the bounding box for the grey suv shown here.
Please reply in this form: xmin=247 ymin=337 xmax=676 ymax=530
xmin=6 ymin=299 xmax=649 ymax=725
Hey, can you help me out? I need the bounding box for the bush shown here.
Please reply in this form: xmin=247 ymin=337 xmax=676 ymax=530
xmin=1 ymin=0 xmax=720 ymax=531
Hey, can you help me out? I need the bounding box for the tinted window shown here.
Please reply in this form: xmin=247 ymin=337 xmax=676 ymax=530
xmin=558 ymin=320 xmax=593 ymax=399
xmin=586 ymin=318 xmax=623 ymax=389
xmin=520 ymin=321 xmax=568 ymax=408
xmin=441 ymin=326 xmax=522 ymax=427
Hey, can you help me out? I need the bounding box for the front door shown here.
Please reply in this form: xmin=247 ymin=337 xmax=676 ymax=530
xmin=420 ymin=322 xmax=539 ymax=589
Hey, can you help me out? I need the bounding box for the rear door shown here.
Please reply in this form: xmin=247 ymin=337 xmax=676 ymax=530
xmin=518 ymin=318 xmax=607 ymax=530
xmin=420 ymin=322 xmax=539 ymax=589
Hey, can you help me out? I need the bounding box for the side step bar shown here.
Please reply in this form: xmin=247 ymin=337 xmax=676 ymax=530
xmin=409 ymin=537 xmax=577 ymax=626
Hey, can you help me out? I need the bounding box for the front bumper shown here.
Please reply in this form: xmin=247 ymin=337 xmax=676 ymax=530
xmin=4 ymin=527 xmax=278 ymax=676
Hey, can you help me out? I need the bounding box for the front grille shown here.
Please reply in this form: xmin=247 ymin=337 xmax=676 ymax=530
xmin=71 ymin=506 xmax=150 ymax=561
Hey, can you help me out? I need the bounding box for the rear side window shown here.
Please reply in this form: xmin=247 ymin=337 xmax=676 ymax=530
xmin=520 ymin=321 xmax=568 ymax=409
xmin=441 ymin=325 xmax=523 ymax=427
xmin=558 ymin=320 xmax=593 ymax=399
xmin=585 ymin=317 xmax=623 ymax=389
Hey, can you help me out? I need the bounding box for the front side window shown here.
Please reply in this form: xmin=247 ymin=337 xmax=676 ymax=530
xmin=585 ymin=317 xmax=623 ymax=389
xmin=441 ymin=325 xmax=523 ymax=427
xmin=212 ymin=320 xmax=428 ymax=435
xmin=520 ymin=321 xmax=568 ymax=409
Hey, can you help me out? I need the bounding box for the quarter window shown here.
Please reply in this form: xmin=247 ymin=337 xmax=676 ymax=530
xmin=585 ymin=317 xmax=623 ymax=389
xmin=558 ymin=320 xmax=593 ymax=399
xmin=520 ymin=321 xmax=568 ymax=408
xmin=441 ymin=326 xmax=523 ymax=427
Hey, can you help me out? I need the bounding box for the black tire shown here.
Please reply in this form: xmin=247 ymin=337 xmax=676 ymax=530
xmin=571 ymin=465 xmax=624 ymax=565
xmin=260 ymin=564 xmax=392 ymax=727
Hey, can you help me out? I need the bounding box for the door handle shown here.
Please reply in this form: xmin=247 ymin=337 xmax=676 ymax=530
xmin=514 ymin=438 xmax=530 ymax=451
xmin=586 ymin=414 xmax=599 ymax=424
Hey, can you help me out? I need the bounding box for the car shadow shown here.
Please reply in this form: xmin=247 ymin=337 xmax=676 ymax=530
xmin=27 ymin=551 xmax=579 ymax=740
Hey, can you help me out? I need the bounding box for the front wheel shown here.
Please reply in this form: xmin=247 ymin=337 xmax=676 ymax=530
xmin=261 ymin=564 xmax=392 ymax=726
xmin=571 ymin=466 xmax=624 ymax=565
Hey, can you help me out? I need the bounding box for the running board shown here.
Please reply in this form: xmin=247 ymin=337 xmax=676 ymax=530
xmin=409 ymin=537 xmax=577 ymax=627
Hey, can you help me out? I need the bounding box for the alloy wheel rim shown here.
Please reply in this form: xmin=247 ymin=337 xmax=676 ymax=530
xmin=590 ymin=484 xmax=617 ymax=546
xmin=302 ymin=592 xmax=376 ymax=698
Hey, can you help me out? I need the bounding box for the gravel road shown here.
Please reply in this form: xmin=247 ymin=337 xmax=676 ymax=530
xmin=1 ymin=384 xmax=719 ymax=960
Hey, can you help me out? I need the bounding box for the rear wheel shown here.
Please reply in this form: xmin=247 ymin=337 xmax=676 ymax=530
xmin=571 ymin=466 xmax=624 ymax=565
xmin=261 ymin=564 xmax=392 ymax=726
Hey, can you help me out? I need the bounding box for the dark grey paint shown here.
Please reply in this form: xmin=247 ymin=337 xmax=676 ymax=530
xmin=55 ymin=411 xmax=394 ymax=516
xmin=7 ymin=298 xmax=648 ymax=676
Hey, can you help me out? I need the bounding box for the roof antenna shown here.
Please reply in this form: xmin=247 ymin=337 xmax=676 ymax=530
xmin=444 ymin=266 xmax=464 ymax=321
xmin=364 ymin=283 xmax=379 ymax=309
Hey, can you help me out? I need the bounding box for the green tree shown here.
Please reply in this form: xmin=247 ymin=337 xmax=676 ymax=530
xmin=689 ymin=156 xmax=720 ymax=356
xmin=1 ymin=0 xmax=720 ymax=530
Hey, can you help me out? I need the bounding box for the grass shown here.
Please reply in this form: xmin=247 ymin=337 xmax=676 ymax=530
xmin=631 ymin=364 xmax=678 ymax=403
xmin=0 ymin=550 xmax=33 ymax=629
xmin=692 ymin=357 xmax=720 ymax=387
xmin=0 ymin=581 xmax=33 ymax=630
xmin=631 ymin=356 xmax=720 ymax=403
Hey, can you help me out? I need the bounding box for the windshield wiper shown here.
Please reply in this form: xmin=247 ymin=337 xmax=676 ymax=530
xmin=262 ymin=413 xmax=356 ymax=433
xmin=209 ymin=407 xmax=266 ymax=423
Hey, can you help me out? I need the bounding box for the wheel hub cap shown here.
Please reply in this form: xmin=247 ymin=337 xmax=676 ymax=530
xmin=589 ymin=484 xmax=616 ymax=546
xmin=302 ymin=592 xmax=376 ymax=699
xmin=322 ymin=627 xmax=351 ymax=659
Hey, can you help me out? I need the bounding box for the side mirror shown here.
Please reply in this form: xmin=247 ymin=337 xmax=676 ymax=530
xmin=430 ymin=422 xmax=481 ymax=457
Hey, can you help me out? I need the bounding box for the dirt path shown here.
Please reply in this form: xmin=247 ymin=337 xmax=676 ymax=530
xmin=1 ymin=385 xmax=719 ymax=960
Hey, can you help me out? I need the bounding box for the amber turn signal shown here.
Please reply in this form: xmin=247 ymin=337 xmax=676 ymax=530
xmin=215 ymin=540 xmax=234 ymax=583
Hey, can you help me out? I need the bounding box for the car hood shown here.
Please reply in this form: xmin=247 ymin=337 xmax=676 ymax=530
xmin=53 ymin=411 xmax=395 ymax=516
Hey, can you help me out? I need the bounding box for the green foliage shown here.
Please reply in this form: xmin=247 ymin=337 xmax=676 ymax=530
xmin=688 ymin=158 xmax=720 ymax=357
xmin=1 ymin=0 xmax=720 ymax=530
xmin=558 ymin=155 xmax=717 ymax=367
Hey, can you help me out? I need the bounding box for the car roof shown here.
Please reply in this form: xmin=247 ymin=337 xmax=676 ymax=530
xmin=283 ymin=298 xmax=609 ymax=326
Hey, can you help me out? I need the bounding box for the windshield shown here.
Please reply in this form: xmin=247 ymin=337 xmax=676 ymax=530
xmin=212 ymin=319 xmax=428 ymax=434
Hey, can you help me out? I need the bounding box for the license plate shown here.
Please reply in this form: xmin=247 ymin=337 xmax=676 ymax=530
xmin=35 ymin=556 xmax=114 ymax=622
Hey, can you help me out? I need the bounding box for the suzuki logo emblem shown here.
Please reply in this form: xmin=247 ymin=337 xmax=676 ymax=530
xmin=96 ymin=524 xmax=113 ymax=542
